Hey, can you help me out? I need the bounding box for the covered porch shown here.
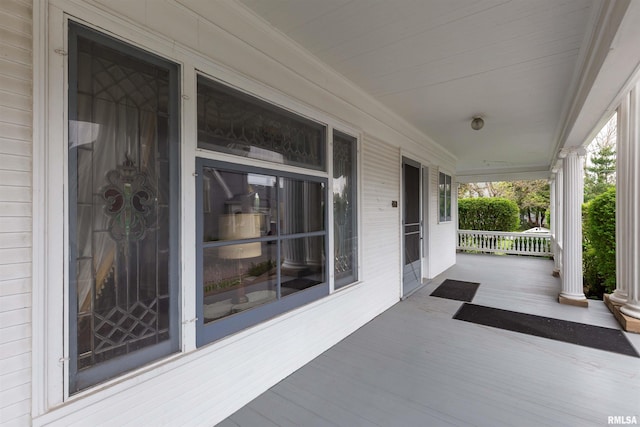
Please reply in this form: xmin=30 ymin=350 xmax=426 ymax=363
xmin=220 ymin=253 xmax=640 ymax=427
xmin=4 ymin=1 xmax=640 ymax=425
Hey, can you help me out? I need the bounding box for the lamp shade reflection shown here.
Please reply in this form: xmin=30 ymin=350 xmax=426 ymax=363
xmin=219 ymin=214 xmax=261 ymax=259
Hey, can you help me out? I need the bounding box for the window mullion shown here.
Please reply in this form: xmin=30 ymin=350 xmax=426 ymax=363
xmin=181 ymin=62 xmax=198 ymax=353
xmin=327 ymin=126 xmax=335 ymax=292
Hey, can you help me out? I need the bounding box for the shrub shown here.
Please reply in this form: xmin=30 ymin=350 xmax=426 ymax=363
xmin=544 ymin=209 xmax=550 ymax=228
xmin=582 ymin=246 xmax=600 ymax=296
xmin=458 ymin=198 xmax=520 ymax=231
xmin=583 ymin=187 xmax=616 ymax=296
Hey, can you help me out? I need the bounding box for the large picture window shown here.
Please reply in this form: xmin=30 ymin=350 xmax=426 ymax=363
xmin=196 ymin=160 xmax=328 ymax=345
xmin=439 ymin=171 xmax=452 ymax=222
xmin=196 ymin=74 xmax=331 ymax=345
xmin=67 ymin=23 xmax=180 ymax=393
xmin=333 ymin=131 xmax=358 ymax=288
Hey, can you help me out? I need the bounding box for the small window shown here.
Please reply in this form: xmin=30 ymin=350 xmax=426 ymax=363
xmin=333 ymin=131 xmax=358 ymax=288
xmin=197 ymin=75 xmax=326 ymax=171
xmin=196 ymin=160 xmax=329 ymax=346
xmin=439 ymin=172 xmax=452 ymax=222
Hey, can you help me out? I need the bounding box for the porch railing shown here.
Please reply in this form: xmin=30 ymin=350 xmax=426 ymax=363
xmin=457 ymin=230 xmax=552 ymax=257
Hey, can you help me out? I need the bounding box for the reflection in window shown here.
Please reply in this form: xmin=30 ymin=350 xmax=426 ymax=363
xmin=201 ymin=169 xmax=276 ymax=243
xmin=333 ymin=131 xmax=358 ymax=288
xmin=199 ymin=164 xmax=327 ymax=334
xmin=281 ymin=236 xmax=325 ymax=296
xmin=202 ymin=242 xmax=277 ymax=322
xmin=280 ymin=178 xmax=324 ymax=235
xmin=201 ymin=168 xmax=278 ymax=323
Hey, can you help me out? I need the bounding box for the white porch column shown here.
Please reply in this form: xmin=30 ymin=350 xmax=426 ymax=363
xmin=550 ymin=172 xmax=560 ymax=276
xmin=611 ymin=97 xmax=629 ymax=305
xmin=556 ymin=168 xmax=564 ymax=275
xmin=620 ymin=83 xmax=640 ymax=320
xmin=559 ymin=147 xmax=588 ymax=307
xmin=281 ymin=180 xmax=308 ymax=275
xmin=304 ymin=182 xmax=323 ymax=270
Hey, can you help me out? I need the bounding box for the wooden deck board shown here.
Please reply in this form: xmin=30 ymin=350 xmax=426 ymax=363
xmin=219 ymin=254 xmax=640 ymax=426
xmin=272 ymin=381 xmax=380 ymax=427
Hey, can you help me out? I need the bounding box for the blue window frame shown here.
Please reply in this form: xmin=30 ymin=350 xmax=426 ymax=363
xmin=439 ymin=171 xmax=452 ymax=222
xmin=67 ymin=22 xmax=180 ymax=393
xmin=333 ymin=131 xmax=358 ymax=288
xmin=196 ymin=159 xmax=329 ymax=346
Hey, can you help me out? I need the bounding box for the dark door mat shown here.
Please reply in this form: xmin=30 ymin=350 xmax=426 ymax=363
xmin=454 ymin=303 xmax=639 ymax=357
xmin=430 ymin=279 xmax=480 ymax=302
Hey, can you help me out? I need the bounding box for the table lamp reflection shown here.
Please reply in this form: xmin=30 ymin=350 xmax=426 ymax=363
xmin=219 ymin=213 xmax=261 ymax=303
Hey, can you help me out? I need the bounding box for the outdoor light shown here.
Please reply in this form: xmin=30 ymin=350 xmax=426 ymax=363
xmin=471 ymin=116 xmax=484 ymax=130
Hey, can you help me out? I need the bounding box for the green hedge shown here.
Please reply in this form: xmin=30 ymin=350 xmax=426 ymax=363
xmin=583 ymin=187 xmax=616 ymax=296
xmin=458 ymin=198 xmax=520 ymax=231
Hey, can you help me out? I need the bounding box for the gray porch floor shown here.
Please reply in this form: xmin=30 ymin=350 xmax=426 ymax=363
xmin=218 ymin=254 xmax=640 ymax=427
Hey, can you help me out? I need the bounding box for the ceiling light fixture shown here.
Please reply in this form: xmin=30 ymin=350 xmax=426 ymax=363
xmin=471 ymin=116 xmax=484 ymax=131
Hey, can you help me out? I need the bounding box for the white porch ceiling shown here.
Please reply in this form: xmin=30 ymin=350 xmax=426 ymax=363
xmin=233 ymin=0 xmax=637 ymax=178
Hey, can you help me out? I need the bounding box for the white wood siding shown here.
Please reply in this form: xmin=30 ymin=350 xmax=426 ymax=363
xmin=429 ymin=168 xmax=457 ymax=277
xmin=361 ymin=135 xmax=401 ymax=300
xmin=0 ymin=1 xmax=32 ymax=426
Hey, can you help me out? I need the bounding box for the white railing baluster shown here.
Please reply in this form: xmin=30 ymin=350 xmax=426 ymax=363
xmin=456 ymin=229 xmax=552 ymax=257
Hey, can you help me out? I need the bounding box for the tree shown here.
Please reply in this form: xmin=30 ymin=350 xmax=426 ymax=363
xmin=458 ymin=180 xmax=550 ymax=229
xmin=458 ymin=182 xmax=513 ymax=199
xmin=584 ymin=115 xmax=616 ymax=202
xmin=510 ymin=180 xmax=550 ymax=228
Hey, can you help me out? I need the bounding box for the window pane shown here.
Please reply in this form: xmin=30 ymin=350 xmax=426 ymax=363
xmin=281 ymin=236 xmax=325 ymax=296
xmin=202 ymin=168 xmax=277 ymax=242
xmin=202 ymin=242 xmax=277 ymax=323
xmin=439 ymin=173 xmax=445 ymax=222
xmin=197 ymin=76 xmax=326 ymax=170
xmin=404 ymin=232 xmax=420 ymax=265
xmin=405 ymin=163 xmax=420 ymax=224
xmin=280 ymin=178 xmax=325 ymax=235
xmin=197 ymin=160 xmax=329 ymax=345
xmin=333 ymin=132 xmax=358 ymax=287
xmin=445 ymin=174 xmax=452 ymax=222
xmin=69 ymin=26 xmax=178 ymax=392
